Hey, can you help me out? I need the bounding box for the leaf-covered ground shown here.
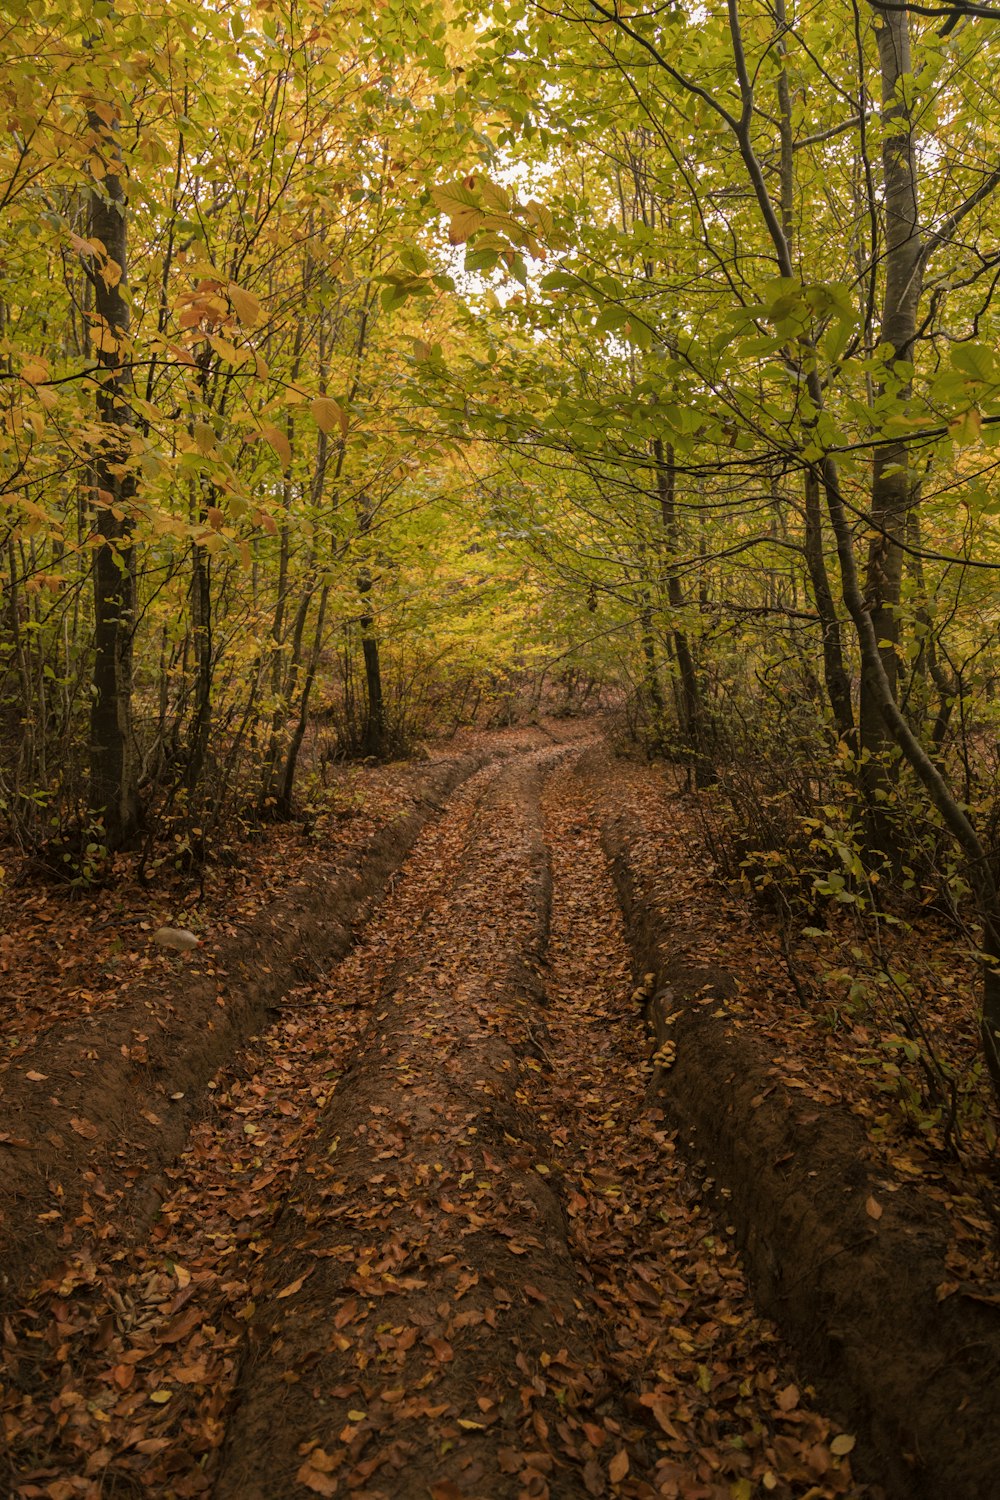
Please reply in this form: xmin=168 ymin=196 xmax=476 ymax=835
xmin=596 ymin=755 xmax=1000 ymax=1303
xmin=1 ymin=735 xmax=877 ymax=1499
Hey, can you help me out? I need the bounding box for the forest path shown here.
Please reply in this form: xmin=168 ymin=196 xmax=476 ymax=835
xmin=2 ymin=744 xmax=867 ymax=1500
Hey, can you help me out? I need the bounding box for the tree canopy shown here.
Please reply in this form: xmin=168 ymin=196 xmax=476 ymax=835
xmin=7 ymin=0 xmax=1000 ymax=1088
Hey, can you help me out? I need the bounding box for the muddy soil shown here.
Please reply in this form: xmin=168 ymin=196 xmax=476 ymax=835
xmin=2 ymin=735 xmax=987 ymax=1499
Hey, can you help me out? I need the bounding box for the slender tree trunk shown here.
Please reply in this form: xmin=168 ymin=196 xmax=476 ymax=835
xmin=358 ymin=561 xmax=387 ymax=758
xmin=803 ymin=468 xmax=855 ymax=740
xmin=653 ymin=438 xmax=712 ymax=783
xmin=185 ymin=533 xmax=212 ymax=791
xmin=859 ymin=4 xmax=924 ymax=848
xmin=279 ymin=584 xmax=330 ymax=814
xmin=87 ymin=96 xmax=141 ymax=847
xmin=637 ymin=594 xmax=667 ymax=756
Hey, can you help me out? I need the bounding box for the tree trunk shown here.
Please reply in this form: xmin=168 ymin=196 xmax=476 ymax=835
xmin=185 ymin=530 xmax=212 ymax=792
xmin=358 ymin=564 xmax=387 ymax=758
xmin=803 ymin=468 xmax=855 ymax=741
xmin=859 ymin=4 xmax=924 ymax=849
xmin=279 ymin=584 xmax=330 ymax=814
xmin=653 ymin=439 xmax=712 ymax=784
xmin=87 ymin=97 xmax=141 ymax=848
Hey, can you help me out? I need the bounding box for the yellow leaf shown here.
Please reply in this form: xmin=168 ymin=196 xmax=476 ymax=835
xmin=524 ymin=198 xmax=554 ymax=238
xmin=208 ymin=334 xmax=245 ymax=365
xmin=228 ymin=282 xmax=261 ymax=327
xmin=310 ymin=396 xmax=348 ymax=437
xmin=276 ymin=1270 xmax=311 ymax=1299
xmin=949 ymin=407 xmax=982 ymax=445
xmin=92 ymin=326 xmax=123 ymax=355
xmin=830 ymin=1433 xmax=856 ymax=1456
xmin=260 ymin=423 xmax=291 ymax=469
xmin=21 ymin=357 xmax=49 ymax=385
xmin=149 ymin=1390 xmax=172 ymax=1403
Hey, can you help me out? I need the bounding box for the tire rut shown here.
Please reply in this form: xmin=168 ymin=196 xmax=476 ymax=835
xmin=0 ymin=755 xmax=503 ymax=1496
xmin=213 ymin=744 xmax=615 ymax=1500
xmin=522 ymin=754 xmax=871 ymax=1500
xmin=0 ymin=754 xmax=483 ymax=1315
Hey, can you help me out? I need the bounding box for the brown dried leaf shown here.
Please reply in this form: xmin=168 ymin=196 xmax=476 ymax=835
xmin=609 ymin=1449 xmax=629 ymax=1483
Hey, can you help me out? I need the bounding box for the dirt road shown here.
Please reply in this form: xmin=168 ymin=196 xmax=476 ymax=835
xmin=2 ymin=742 xmax=871 ymax=1499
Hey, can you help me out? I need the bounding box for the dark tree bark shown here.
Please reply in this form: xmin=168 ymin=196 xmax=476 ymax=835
xmin=653 ymin=439 xmax=712 ymax=783
xmin=185 ymin=526 xmax=212 ymax=792
xmin=803 ymin=468 xmax=855 ymax=741
xmin=87 ymin=100 xmax=141 ymax=847
xmin=859 ymin=5 xmax=924 ymax=848
xmin=358 ymin=559 xmax=387 ymax=758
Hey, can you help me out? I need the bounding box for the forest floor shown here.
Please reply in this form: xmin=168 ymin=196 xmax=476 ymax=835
xmin=1 ymin=724 xmax=998 ymax=1500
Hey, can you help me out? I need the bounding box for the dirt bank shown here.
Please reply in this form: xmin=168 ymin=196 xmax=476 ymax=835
xmin=597 ymin=756 xmax=1000 ymax=1500
xmin=0 ymin=753 xmax=481 ymax=1312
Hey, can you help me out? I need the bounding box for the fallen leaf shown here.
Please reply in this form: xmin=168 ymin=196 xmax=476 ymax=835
xmin=276 ymin=1268 xmax=314 ymax=1299
xmin=45 ymin=1480 xmax=76 ymax=1500
xmin=296 ymin=1459 xmax=338 ymax=1497
xmin=830 ymin=1433 xmax=856 ymax=1456
xmin=158 ymin=1306 xmax=201 ymax=1344
xmin=609 ymin=1449 xmax=629 ymax=1483
xmin=866 ymin=1195 xmax=883 ymax=1221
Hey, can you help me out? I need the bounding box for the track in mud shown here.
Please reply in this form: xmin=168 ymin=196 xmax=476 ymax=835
xmin=2 ymin=744 xmax=868 ymax=1500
